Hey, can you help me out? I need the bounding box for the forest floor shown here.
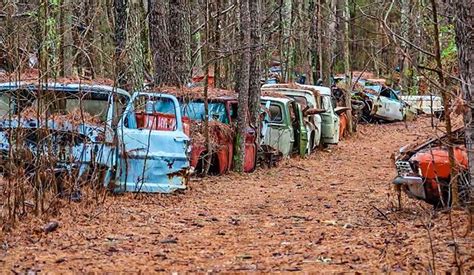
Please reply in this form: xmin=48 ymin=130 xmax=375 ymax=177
xmin=1 ymin=117 xmax=473 ymax=272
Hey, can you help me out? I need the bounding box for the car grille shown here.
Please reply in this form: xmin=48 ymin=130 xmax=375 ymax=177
xmin=395 ymin=160 xmax=414 ymax=176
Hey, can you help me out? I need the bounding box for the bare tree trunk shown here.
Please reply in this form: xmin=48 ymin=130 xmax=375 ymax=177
xmin=248 ymin=0 xmax=262 ymax=127
xmin=114 ymin=0 xmax=128 ymax=87
xmin=343 ymin=0 xmax=352 ymax=133
xmin=327 ymin=0 xmax=337 ymax=83
xmin=59 ymin=0 xmax=72 ymax=76
xmin=454 ymin=0 xmax=474 ymax=227
xmin=202 ymin=0 xmax=212 ymax=175
xmin=309 ymin=0 xmax=319 ymax=84
xmin=149 ymin=0 xmax=190 ymax=86
xmin=399 ymin=0 xmax=410 ymax=91
xmin=233 ymin=0 xmax=250 ymax=172
xmin=320 ymin=0 xmax=331 ymax=86
xmin=430 ymin=0 xmax=458 ymax=207
xmin=168 ymin=0 xmax=191 ymax=86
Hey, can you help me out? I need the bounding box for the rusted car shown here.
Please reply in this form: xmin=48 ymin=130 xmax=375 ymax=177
xmin=156 ymin=87 xmax=257 ymax=174
xmin=400 ymin=95 xmax=444 ymax=117
xmin=393 ymin=128 xmax=470 ymax=207
xmin=260 ymin=94 xmax=308 ymax=157
xmin=261 ymin=83 xmax=324 ymax=153
xmin=0 ymin=81 xmax=191 ymax=193
xmin=361 ymin=83 xmax=408 ymax=122
xmin=301 ymin=85 xmax=344 ymax=144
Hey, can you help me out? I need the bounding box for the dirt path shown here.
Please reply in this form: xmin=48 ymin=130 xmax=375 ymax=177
xmin=1 ymin=118 xmax=472 ymax=272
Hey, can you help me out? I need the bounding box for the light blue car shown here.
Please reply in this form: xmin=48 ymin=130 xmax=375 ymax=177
xmin=0 ymin=82 xmax=190 ymax=193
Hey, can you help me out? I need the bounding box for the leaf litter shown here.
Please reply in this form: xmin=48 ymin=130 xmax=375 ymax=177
xmin=0 ymin=117 xmax=472 ymax=272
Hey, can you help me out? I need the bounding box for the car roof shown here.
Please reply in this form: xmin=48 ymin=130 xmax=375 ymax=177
xmin=262 ymin=87 xmax=313 ymax=96
xmin=261 ymin=96 xmax=293 ymax=104
xmin=298 ymin=84 xmax=332 ymax=96
xmin=0 ymin=82 xmax=130 ymax=98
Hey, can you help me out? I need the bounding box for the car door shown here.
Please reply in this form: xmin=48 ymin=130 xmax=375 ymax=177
xmin=291 ymin=102 xmax=308 ymax=156
xmin=320 ymin=95 xmax=340 ymax=144
xmin=261 ymin=100 xmax=293 ymax=157
xmin=114 ymin=92 xmax=190 ymax=193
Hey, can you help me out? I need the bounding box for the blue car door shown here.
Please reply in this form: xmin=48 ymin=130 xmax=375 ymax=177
xmin=115 ymin=92 xmax=190 ymax=193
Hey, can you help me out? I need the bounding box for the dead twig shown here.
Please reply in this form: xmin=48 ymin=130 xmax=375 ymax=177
xmin=371 ymin=204 xmax=396 ymax=226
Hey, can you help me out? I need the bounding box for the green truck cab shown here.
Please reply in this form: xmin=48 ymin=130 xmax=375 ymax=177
xmin=260 ymin=95 xmax=308 ymax=157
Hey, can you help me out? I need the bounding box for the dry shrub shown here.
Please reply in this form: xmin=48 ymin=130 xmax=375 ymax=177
xmin=189 ymin=120 xmax=234 ymax=149
xmin=0 ymin=91 xmax=109 ymax=231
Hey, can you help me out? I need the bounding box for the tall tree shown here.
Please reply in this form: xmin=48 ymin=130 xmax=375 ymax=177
xmin=233 ymin=0 xmax=250 ymax=172
xmin=430 ymin=0 xmax=457 ymax=206
xmin=248 ymin=0 xmax=262 ymax=127
xmin=149 ymin=0 xmax=190 ymax=86
xmin=343 ymin=0 xmax=352 ymax=133
xmin=454 ymin=0 xmax=473 ymax=216
xmin=309 ymin=0 xmax=319 ymax=84
xmin=114 ymin=0 xmax=128 ymax=87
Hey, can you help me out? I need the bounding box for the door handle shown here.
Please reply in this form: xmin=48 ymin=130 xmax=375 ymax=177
xmin=174 ymin=136 xmax=186 ymax=142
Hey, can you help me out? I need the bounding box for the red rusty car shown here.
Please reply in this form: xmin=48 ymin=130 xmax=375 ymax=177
xmin=393 ymin=128 xmax=470 ymax=207
xmin=182 ymin=95 xmax=257 ymax=174
xmin=152 ymin=87 xmax=257 ymax=175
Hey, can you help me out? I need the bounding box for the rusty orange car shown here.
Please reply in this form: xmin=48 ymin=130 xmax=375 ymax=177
xmin=393 ymin=128 xmax=470 ymax=207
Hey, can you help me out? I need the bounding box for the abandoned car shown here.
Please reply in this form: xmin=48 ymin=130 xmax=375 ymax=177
xmin=299 ymin=84 xmax=344 ymax=144
xmin=158 ymin=87 xmax=257 ymax=174
xmin=0 ymin=82 xmax=191 ymax=193
xmin=260 ymin=94 xmax=308 ymax=157
xmin=393 ymin=128 xmax=470 ymax=207
xmin=400 ymin=95 xmax=444 ymax=117
xmin=261 ymin=83 xmax=323 ymax=153
xmin=354 ymin=86 xmax=407 ymax=122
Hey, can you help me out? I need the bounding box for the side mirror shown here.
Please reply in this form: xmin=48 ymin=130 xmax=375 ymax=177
xmin=304 ymin=108 xmax=326 ymax=116
xmin=334 ymin=106 xmax=350 ymax=116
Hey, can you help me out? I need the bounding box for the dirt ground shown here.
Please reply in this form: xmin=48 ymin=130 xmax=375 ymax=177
xmin=1 ymin=117 xmax=473 ymax=272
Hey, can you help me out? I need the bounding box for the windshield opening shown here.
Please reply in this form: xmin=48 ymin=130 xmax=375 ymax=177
xmin=288 ymin=95 xmax=309 ymax=109
xmin=322 ymin=95 xmax=333 ymax=111
xmin=181 ymin=101 xmax=229 ymax=124
xmin=0 ymin=88 xmax=121 ymax=124
xmin=261 ymin=102 xmax=283 ymax=123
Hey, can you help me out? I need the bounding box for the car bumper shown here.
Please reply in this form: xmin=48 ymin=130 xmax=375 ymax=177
xmin=393 ymin=176 xmax=426 ymax=200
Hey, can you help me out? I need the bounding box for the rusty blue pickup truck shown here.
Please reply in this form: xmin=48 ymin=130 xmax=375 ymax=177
xmin=0 ymin=82 xmax=190 ymax=193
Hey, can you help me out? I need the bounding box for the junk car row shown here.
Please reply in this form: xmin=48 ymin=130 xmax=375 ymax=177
xmin=0 ymin=81 xmax=351 ymax=194
xmin=0 ymin=79 xmax=457 ymax=208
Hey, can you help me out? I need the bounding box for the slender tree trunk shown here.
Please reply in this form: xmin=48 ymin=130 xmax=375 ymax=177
xmin=248 ymin=0 xmax=262 ymax=127
xmin=233 ymin=0 xmax=250 ymax=172
xmin=327 ymin=0 xmax=337 ymax=83
xmin=320 ymin=0 xmax=331 ymax=85
xmin=430 ymin=0 xmax=458 ymax=206
xmin=59 ymin=0 xmax=74 ymax=77
xmin=309 ymin=0 xmax=319 ymax=84
xmin=203 ymin=0 xmax=212 ymax=175
xmin=114 ymin=0 xmax=128 ymax=87
xmin=454 ymin=0 xmax=474 ymax=226
xmin=343 ymin=0 xmax=352 ymax=133
xmin=399 ymin=0 xmax=410 ymax=90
